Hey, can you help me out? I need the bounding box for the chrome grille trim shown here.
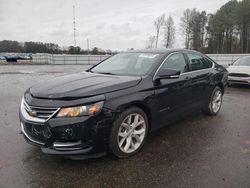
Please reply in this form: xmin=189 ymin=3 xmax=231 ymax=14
xmin=21 ymin=97 xmax=60 ymax=123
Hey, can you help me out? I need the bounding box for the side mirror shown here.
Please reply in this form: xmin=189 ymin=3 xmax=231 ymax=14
xmin=155 ymin=68 xmax=181 ymax=80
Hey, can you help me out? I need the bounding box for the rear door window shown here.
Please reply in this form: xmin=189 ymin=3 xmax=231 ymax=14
xmin=186 ymin=53 xmax=213 ymax=71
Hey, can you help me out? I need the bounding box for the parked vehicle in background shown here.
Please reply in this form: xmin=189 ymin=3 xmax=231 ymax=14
xmin=18 ymin=54 xmax=32 ymax=60
xmin=0 ymin=56 xmax=6 ymax=60
xmin=0 ymin=53 xmax=32 ymax=63
xmin=0 ymin=55 xmax=7 ymax=64
xmin=19 ymin=49 xmax=228 ymax=159
xmin=4 ymin=54 xmax=18 ymax=62
xmin=227 ymin=56 xmax=250 ymax=86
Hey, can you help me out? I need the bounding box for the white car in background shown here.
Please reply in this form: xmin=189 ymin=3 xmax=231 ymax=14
xmin=227 ymin=56 xmax=250 ymax=86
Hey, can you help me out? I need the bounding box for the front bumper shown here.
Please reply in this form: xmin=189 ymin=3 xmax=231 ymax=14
xmin=228 ymin=76 xmax=250 ymax=85
xmin=20 ymin=106 xmax=114 ymax=159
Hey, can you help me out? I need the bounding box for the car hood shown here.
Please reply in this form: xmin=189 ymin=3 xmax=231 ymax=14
xmin=227 ymin=66 xmax=250 ymax=74
xmin=30 ymin=72 xmax=142 ymax=99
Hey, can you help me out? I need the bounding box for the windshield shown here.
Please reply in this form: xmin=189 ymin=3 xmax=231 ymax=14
xmin=90 ymin=53 xmax=161 ymax=76
xmin=233 ymin=57 xmax=250 ymax=66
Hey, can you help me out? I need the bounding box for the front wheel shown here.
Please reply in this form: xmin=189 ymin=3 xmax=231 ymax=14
xmin=202 ymin=86 xmax=223 ymax=116
xmin=109 ymin=107 xmax=148 ymax=158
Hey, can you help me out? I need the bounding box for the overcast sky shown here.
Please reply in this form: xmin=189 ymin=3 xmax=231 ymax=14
xmin=0 ymin=0 xmax=229 ymax=51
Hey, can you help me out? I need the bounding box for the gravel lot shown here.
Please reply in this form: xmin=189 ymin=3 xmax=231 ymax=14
xmin=0 ymin=65 xmax=250 ymax=188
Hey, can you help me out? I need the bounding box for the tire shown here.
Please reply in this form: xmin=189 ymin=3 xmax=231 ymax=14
xmin=109 ymin=107 xmax=149 ymax=158
xmin=202 ymin=86 xmax=223 ymax=116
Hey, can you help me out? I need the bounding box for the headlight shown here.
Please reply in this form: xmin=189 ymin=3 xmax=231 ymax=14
xmin=56 ymin=101 xmax=104 ymax=117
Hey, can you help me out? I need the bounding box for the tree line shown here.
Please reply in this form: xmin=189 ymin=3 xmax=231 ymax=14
xmin=1 ymin=0 xmax=250 ymax=54
xmin=147 ymin=0 xmax=250 ymax=54
xmin=0 ymin=40 xmax=114 ymax=55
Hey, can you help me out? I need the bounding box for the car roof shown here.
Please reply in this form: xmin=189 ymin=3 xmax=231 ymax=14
xmin=125 ymin=48 xmax=200 ymax=55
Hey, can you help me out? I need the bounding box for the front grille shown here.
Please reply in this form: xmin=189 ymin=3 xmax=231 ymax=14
xmin=229 ymin=73 xmax=249 ymax=77
xmin=23 ymin=100 xmax=59 ymax=121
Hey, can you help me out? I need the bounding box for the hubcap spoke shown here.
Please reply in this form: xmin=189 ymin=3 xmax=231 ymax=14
xmin=133 ymin=128 xmax=145 ymax=135
xmin=133 ymin=120 xmax=145 ymax=129
xmin=132 ymin=134 xmax=141 ymax=143
xmin=127 ymin=115 xmax=132 ymax=125
xmin=124 ymin=136 xmax=132 ymax=152
xmin=119 ymin=137 xmax=126 ymax=147
xmin=121 ymin=123 xmax=130 ymax=129
xmin=216 ymin=93 xmax=221 ymax=101
xmin=133 ymin=114 xmax=139 ymax=125
xmin=131 ymin=140 xmax=135 ymax=149
xmin=118 ymin=132 xmax=127 ymax=137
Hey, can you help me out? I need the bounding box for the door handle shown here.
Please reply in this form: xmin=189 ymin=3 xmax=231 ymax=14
xmin=185 ymin=76 xmax=190 ymax=80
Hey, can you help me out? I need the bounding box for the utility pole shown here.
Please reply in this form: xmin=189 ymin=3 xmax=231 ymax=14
xmin=87 ymin=39 xmax=90 ymax=54
xmin=73 ymin=5 xmax=76 ymax=47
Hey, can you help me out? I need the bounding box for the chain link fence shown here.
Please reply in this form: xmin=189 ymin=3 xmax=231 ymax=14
xmin=32 ymin=53 xmax=250 ymax=66
xmin=32 ymin=54 xmax=110 ymax=65
xmin=206 ymin=54 xmax=249 ymax=66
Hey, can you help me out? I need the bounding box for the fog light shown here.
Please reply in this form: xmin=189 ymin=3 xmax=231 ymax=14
xmin=65 ymin=128 xmax=73 ymax=136
xmin=60 ymin=128 xmax=73 ymax=140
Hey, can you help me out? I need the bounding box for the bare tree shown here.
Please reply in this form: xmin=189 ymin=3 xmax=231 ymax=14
xmin=180 ymin=9 xmax=192 ymax=49
xmin=146 ymin=35 xmax=156 ymax=48
xmin=154 ymin=14 xmax=165 ymax=48
xmin=164 ymin=16 xmax=175 ymax=48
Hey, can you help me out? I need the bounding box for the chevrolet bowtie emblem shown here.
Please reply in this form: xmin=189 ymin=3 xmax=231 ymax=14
xmin=28 ymin=109 xmax=37 ymax=117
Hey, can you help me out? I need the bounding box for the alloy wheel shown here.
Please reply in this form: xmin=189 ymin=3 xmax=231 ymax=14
xmin=117 ymin=113 xmax=146 ymax=153
xmin=212 ymin=90 xmax=222 ymax=113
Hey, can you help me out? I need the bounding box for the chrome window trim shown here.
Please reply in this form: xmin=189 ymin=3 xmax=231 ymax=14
xmin=153 ymin=51 xmax=215 ymax=80
xmin=180 ymin=67 xmax=213 ymax=76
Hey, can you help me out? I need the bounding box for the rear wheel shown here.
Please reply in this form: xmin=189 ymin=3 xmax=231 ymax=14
xmin=109 ymin=107 xmax=148 ymax=158
xmin=202 ymin=86 xmax=223 ymax=116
